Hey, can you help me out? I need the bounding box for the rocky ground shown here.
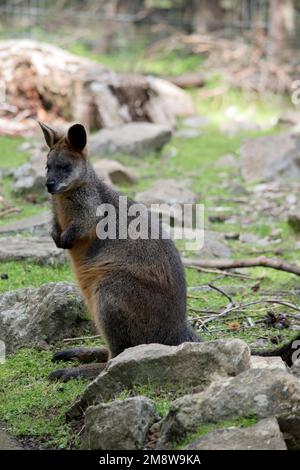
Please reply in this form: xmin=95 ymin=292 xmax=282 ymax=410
xmin=0 ymin=78 xmax=300 ymax=449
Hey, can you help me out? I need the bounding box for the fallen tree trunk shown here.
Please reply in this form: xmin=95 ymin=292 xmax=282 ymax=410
xmin=182 ymin=256 xmax=300 ymax=276
xmin=165 ymin=72 xmax=206 ymax=89
xmin=0 ymin=39 xmax=195 ymax=136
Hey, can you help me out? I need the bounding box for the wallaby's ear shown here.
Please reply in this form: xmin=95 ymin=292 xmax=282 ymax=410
xmin=66 ymin=123 xmax=87 ymax=152
xmin=38 ymin=121 xmax=61 ymax=148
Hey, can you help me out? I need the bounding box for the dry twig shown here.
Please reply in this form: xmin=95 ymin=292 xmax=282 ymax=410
xmin=183 ymin=256 xmax=300 ymax=277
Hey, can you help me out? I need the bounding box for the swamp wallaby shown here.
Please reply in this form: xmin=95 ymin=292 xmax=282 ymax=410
xmin=39 ymin=122 xmax=200 ymax=381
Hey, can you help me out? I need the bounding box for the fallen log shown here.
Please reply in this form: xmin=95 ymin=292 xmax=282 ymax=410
xmin=165 ymin=72 xmax=206 ymax=89
xmin=0 ymin=39 xmax=196 ymax=136
xmin=182 ymin=256 xmax=300 ymax=276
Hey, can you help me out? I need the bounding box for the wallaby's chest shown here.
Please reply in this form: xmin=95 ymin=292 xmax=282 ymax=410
xmin=53 ymin=196 xmax=74 ymax=231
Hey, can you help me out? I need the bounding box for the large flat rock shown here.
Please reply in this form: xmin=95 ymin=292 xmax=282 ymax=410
xmin=89 ymin=123 xmax=172 ymax=157
xmin=240 ymin=133 xmax=300 ymax=182
xmin=0 ymin=236 xmax=64 ymax=265
xmin=0 ymin=212 xmax=51 ymax=235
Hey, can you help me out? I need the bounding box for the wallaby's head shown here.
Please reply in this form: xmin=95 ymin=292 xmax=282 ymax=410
xmin=39 ymin=122 xmax=88 ymax=195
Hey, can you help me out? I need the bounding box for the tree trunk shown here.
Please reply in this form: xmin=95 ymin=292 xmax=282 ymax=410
xmin=186 ymin=0 xmax=223 ymax=33
xmin=269 ymin=0 xmax=295 ymax=61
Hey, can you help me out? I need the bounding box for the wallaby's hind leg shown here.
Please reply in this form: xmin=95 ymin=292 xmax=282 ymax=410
xmin=95 ymin=296 xmax=132 ymax=358
xmin=49 ymin=347 xmax=109 ymax=382
xmin=48 ymin=362 xmax=107 ymax=382
xmin=52 ymin=347 xmax=109 ymax=364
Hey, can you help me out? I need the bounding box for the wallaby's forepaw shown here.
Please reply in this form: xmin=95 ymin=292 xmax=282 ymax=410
xmin=59 ymin=235 xmax=74 ymax=250
xmin=51 ymin=231 xmax=63 ymax=249
xmin=52 ymin=347 xmax=109 ymax=364
xmin=48 ymin=368 xmax=73 ymax=382
xmin=48 ymin=363 xmax=107 ymax=382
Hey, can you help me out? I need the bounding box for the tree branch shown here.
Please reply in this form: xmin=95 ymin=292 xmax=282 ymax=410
xmin=182 ymin=256 xmax=300 ymax=276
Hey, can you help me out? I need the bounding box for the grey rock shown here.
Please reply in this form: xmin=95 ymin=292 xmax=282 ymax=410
xmin=93 ymin=159 xmax=136 ymax=186
xmin=136 ymin=179 xmax=198 ymax=206
xmin=146 ymin=77 xmax=196 ymax=118
xmin=0 ymin=212 xmax=51 ymax=236
xmin=149 ymin=204 xmax=194 ymax=229
xmin=249 ymin=338 xmax=269 ymax=350
xmin=175 ymin=129 xmax=201 ymax=139
xmin=0 ymin=236 xmax=64 ymax=265
xmin=0 ymin=282 xmax=92 ymax=354
xmin=240 ymin=133 xmax=300 ymax=182
xmin=158 ymin=368 xmax=300 ymax=449
xmin=67 ymin=340 xmax=251 ymax=419
xmin=199 ymin=230 xmax=231 ymax=258
xmin=291 ymin=358 xmax=300 ymax=378
xmin=185 ymin=418 xmax=287 ymax=450
xmin=251 ymin=356 xmax=287 ymax=371
xmin=217 ymin=154 xmax=239 ymax=168
xmin=0 ymin=430 xmax=22 ymax=450
xmin=182 ymin=115 xmax=210 ymax=129
xmin=279 ymin=110 xmax=300 ymax=126
xmin=221 ymin=119 xmax=261 ymax=137
xmin=239 ymin=233 xmax=269 ymax=246
xmin=89 ymin=123 xmax=172 ymax=157
xmin=12 ymin=162 xmax=45 ymax=196
xmin=82 ymin=397 xmax=156 ymax=450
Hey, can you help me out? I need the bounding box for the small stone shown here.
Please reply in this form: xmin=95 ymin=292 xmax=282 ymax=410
xmin=93 ymin=159 xmax=136 ymax=186
xmin=199 ymin=230 xmax=231 ymax=258
xmin=251 ymin=356 xmax=287 ymax=371
xmin=82 ymin=397 xmax=156 ymax=450
xmin=182 ymin=115 xmax=210 ymax=129
xmin=175 ymin=129 xmax=201 ymax=139
xmin=136 ymin=179 xmax=198 ymax=206
xmin=217 ymin=154 xmax=239 ymax=168
xmin=221 ymin=119 xmax=261 ymax=137
xmin=224 ymin=233 xmax=240 ymax=240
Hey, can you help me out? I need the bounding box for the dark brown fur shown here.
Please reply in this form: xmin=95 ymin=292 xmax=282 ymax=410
xmin=40 ymin=122 xmax=200 ymax=379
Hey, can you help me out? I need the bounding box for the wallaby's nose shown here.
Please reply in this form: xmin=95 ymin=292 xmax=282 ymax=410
xmin=46 ymin=180 xmax=56 ymax=193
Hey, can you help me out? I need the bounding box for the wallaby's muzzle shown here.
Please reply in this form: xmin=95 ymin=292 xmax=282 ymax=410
xmin=46 ymin=180 xmax=56 ymax=194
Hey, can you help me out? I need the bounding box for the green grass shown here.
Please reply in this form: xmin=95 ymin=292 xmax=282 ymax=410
xmin=0 ymin=136 xmax=29 ymax=169
xmin=0 ymin=136 xmax=48 ymax=225
xmin=116 ymin=382 xmax=190 ymax=418
xmin=70 ymin=43 xmax=202 ymax=76
xmin=195 ymin=87 xmax=290 ymax=126
xmin=0 ymin=261 xmax=73 ymax=293
xmin=174 ymin=415 xmax=258 ymax=450
xmin=0 ymin=348 xmax=87 ymax=449
xmin=0 ymin=63 xmax=299 ymax=448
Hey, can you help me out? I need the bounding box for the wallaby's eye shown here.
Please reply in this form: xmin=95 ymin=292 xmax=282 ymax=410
xmin=61 ymin=164 xmax=71 ymax=173
xmin=55 ymin=164 xmax=71 ymax=173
